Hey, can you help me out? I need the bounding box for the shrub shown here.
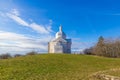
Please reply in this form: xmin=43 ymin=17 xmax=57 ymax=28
xmin=26 ymin=51 xmax=37 ymax=55
xmin=0 ymin=53 xmax=12 ymax=59
xmin=83 ymin=47 xmax=93 ymax=55
xmin=14 ymin=54 xmax=22 ymax=57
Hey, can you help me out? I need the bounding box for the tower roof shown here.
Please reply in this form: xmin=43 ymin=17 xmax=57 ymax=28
xmin=59 ymin=25 xmax=62 ymax=32
xmin=55 ymin=25 xmax=66 ymax=39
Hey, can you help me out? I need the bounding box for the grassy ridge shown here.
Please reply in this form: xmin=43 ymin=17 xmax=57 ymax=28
xmin=0 ymin=54 xmax=120 ymax=80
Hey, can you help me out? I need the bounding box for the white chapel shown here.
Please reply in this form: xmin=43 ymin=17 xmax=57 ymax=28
xmin=48 ymin=25 xmax=72 ymax=53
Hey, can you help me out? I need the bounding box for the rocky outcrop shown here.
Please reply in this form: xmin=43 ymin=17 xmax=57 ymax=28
xmin=92 ymin=73 xmax=120 ymax=80
xmin=87 ymin=68 xmax=120 ymax=80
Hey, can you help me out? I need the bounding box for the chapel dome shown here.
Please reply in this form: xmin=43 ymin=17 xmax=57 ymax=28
xmin=56 ymin=25 xmax=66 ymax=39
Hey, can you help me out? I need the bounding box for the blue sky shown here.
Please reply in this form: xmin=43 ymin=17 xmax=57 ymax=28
xmin=0 ymin=0 xmax=120 ymax=54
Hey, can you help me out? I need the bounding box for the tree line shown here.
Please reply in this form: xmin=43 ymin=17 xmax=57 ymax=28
xmin=84 ymin=36 xmax=120 ymax=58
xmin=0 ymin=51 xmax=38 ymax=59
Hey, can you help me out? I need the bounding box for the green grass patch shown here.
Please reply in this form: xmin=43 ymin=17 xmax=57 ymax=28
xmin=0 ymin=54 xmax=120 ymax=80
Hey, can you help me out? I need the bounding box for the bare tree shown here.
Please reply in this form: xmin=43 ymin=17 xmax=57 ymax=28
xmin=92 ymin=36 xmax=120 ymax=58
xmin=93 ymin=36 xmax=105 ymax=56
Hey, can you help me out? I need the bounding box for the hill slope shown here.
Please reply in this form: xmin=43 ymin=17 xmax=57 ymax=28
xmin=0 ymin=54 xmax=120 ymax=80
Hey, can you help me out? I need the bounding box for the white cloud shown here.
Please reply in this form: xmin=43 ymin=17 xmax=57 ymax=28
xmin=6 ymin=9 xmax=52 ymax=34
xmin=0 ymin=11 xmax=5 ymax=17
xmin=7 ymin=13 xmax=29 ymax=26
xmin=0 ymin=31 xmax=53 ymax=54
xmin=0 ymin=31 xmax=28 ymax=40
xmin=11 ymin=9 xmax=20 ymax=16
xmin=0 ymin=9 xmax=54 ymax=54
xmin=112 ymin=14 xmax=120 ymax=16
xmin=29 ymin=23 xmax=49 ymax=34
xmin=71 ymin=38 xmax=94 ymax=52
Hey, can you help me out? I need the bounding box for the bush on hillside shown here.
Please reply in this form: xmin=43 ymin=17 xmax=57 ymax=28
xmin=0 ymin=53 xmax=12 ymax=59
xmin=26 ymin=51 xmax=37 ymax=55
xmin=83 ymin=47 xmax=93 ymax=55
xmin=14 ymin=54 xmax=22 ymax=57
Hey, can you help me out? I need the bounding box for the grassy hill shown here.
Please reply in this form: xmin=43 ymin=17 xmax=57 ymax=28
xmin=0 ymin=54 xmax=120 ymax=80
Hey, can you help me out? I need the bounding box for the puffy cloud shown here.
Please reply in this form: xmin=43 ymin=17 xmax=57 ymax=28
xmin=0 ymin=31 xmax=53 ymax=54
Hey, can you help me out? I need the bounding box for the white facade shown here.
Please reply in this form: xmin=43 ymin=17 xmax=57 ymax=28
xmin=48 ymin=26 xmax=72 ymax=53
